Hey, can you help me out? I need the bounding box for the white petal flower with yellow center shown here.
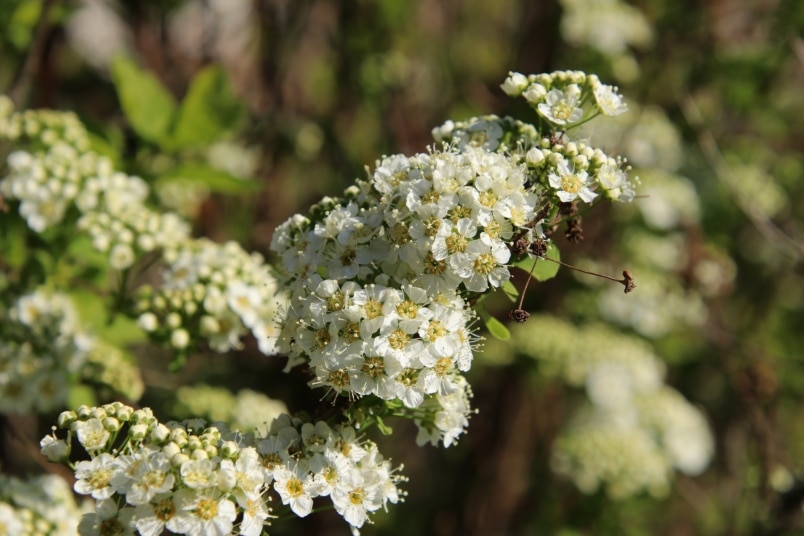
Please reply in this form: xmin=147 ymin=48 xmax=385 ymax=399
xmin=548 ymin=159 xmax=598 ymax=203
xmin=449 ymin=234 xmax=511 ymax=293
xmin=593 ymin=84 xmax=628 ymax=116
xmin=537 ymin=86 xmax=584 ymax=125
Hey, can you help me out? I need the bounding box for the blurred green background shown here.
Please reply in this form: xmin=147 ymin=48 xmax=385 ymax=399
xmin=1 ymin=0 xmax=803 ymax=534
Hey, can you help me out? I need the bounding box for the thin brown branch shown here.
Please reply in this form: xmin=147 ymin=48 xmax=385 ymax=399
xmin=7 ymin=0 xmax=60 ymax=105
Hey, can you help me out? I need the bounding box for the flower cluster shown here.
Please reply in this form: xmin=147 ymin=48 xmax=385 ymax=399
xmin=0 ymin=473 xmax=89 ymax=535
xmin=558 ymin=0 xmax=653 ymax=82
xmin=559 ymin=0 xmax=653 ymax=57
xmin=82 ymin=340 xmax=145 ymax=402
xmin=272 ymin=71 xmax=638 ymax=425
xmin=550 ymin=407 xmax=673 ymax=499
xmin=512 ymin=315 xmax=713 ymax=497
xmin=0 ymin=98 xmax=190 ymax=269
xmin=434 ymin=116 xmax=637 ymax=203
xmin=135 ymin=238 xmax=285 ymax=356
xmin=0 ymin=289 xmax=130 ymax=414
xmin=413 ymin=374 xmax=475 ymax=448
xmin=40 ymin=402 xmax=405 ymax=534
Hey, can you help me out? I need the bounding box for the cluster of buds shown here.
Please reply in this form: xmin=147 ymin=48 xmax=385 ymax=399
xmin=135 ymin=238 xmax=285 ymax=358
xmin=0 ymin=98 xmax=190 ymax=268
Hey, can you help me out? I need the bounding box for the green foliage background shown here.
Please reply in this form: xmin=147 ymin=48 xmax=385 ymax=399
xmin=1 ymin=0 xmax=803 ymax=534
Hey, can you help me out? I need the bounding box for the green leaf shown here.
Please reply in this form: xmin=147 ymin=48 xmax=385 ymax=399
xmin=513 ymin=242 xmax=561 ymax=282
xmin=501 ymin=280 xmax=519 ymax=303
xmin=111 ymin=56 xmax=177 ymax=144
xmin=170 ymin=66 xmax=244 ymax=148
xmin=87 ymin=131 xmax=122 ymax=168
xmin=158 ymin=164 xmax=262 ymax=194
xmin=477 ymin=305 xmax=511 ymax=341
xmin=69 ymin=289 xmax=146 ymax=346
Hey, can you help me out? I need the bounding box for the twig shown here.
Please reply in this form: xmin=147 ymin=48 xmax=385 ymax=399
xmin=7 ymin=0 xmax=59 ymax=105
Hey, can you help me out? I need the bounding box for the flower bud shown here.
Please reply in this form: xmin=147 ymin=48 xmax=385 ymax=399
xmin=162 ymin=442 xmax=181 ymax=459
xmin=129 ymin=423 xmax=149 ymax=441
xmin=220 ymin=441 xmax=239 ymax=459
xmin=151 ymin=423 xmax=170 ymax=443
xmin=57 ymin=410 xmax=77 ymax=429
xmin=526 ymin=148 xmax=545 ymax=166
xmin=102 ymin=417 xmax=121 ymax=433
xmin=171 ymin=452 xmax=190 ymax=466
xmin=501 ymin=72 xmax=529 ymax=96
xmin=171 ymin=329 xmax=190 ymax=349
xmin=137 ymin=313 xmax=158 ymax=332
xmin=116 ymin=405 xmax=134 ymax=422
xmin=523 ymin=83 xmax=547 ymax=104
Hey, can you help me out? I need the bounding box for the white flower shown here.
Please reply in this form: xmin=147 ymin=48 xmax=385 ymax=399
xmin=537 ymin=87 xmax=584 ymax=125
xmin=227 ymin=282 xmax=262 ymax=329
xmin=78 ymin=499 xmax=136 ymax=536
xmin=593 ymin=84 xmax=628 ymax=116
xmin=75 ymin=417 xmax=110 ymax=451
xmin=40 ymin=434 xmax=70 ymax=461
xmin=74 ymin=453 xmax=119 ymax=500
xmin=449 ymin=234 xmax=511 ymax=292
xmin=109 ymin=242 xmax=135 ymax=270
xmin=548 ymin=159 xmax=598 ymax=203
xmin=121 ymin=451 xmax=175 ymax=505
xmin=0 ymin=503 xmax=24 ymax=535
xmin=272 ymin=463 xmax=320 ymax=517
xmin=330 ymin=469 xmax=381 ymax=528
xmin=166 ymin=488 xmax=237 ymax=536
xmin=596 ymin=163 xmax=629 ymax=200
xmin=180 ymin=458 xmax=218 ymax=489
xmin=234 ymin=493 xmax=271 ymax=536
xmin=132 ymin=493 xmax=179 ymax=536
xmin=137 ymin=312 xmax=159 ymax=332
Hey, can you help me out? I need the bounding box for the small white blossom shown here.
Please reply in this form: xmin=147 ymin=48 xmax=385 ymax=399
xmin=548 ymin=159 xmax=598 ymax=203
xmin=537 ymin=86 xmax=584 ymax=125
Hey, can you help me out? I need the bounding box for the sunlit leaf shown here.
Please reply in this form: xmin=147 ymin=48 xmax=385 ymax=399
xmin=477 ymin=305 xmax=511 ymax=341
xmin=170 ymin=66 xmax=244 ymax=148
xmin=158 ymin=164 xmax=261 ymax=194
xmin=111 ymin=56 xmax=177 ymax=144
xmin=501 ymin=280 xmax=519 ymax=303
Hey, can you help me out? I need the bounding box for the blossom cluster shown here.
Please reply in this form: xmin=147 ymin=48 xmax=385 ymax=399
xmin=0 ymin=97 xmax=190 ymax=269
xmin=0 ymin=289 xmax=142 ymax=414
xmin=271 ymin=71 xmax=638 ymax=438
xmin=40 ymin=402 xmax=405 ymax=534
xmin=512 ymin=315 xmax=713 ymax=497
xmin=0 ymin=473 xmax=89 ymax=535
xmin=559 ymin=0 xmax=653 ymax=56
xmin=433 ymin=97 xmax=637 ymax=203
xmin=135 ymin=237 xmax=285 ymax=356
